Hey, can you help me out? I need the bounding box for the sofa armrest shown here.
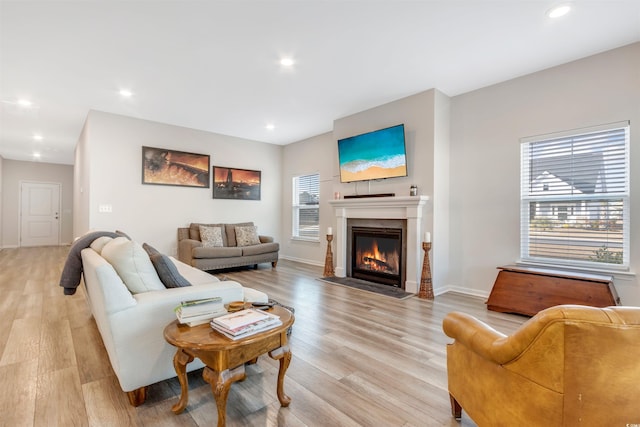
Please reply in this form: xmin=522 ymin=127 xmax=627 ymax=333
xmin=259 ymin=235 xmax=274 ymax=243
xmin=178 ymin=238 xmax=202 ymax=265
xmin=177 ymin=227 xmax=190 ymax=242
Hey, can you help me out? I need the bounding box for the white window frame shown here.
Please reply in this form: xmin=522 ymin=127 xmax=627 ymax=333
xmin=520 ymin=121 xmax=630 ymax=270
xmin=292 ymin=173 xmax=320 ymax=241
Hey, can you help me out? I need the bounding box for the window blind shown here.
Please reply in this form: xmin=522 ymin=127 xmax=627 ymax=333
xmin=293 ymin=173 xmax=320 ymax=239
xmin=520 ymin=122 xmax=630 ymax=267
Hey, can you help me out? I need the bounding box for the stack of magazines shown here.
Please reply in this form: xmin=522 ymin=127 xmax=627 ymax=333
xmin=210 ymin=308 xmax=282 ymax=340
xmin=174 ymin=297 xmax=228 ymax=326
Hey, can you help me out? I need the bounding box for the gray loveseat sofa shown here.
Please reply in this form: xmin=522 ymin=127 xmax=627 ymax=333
xmin=178 ymin=222 xmax=279 ymax=271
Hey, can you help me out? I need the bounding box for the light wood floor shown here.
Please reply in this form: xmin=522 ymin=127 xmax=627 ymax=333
xmin=0 ymin=246 xmax=526 ymax=427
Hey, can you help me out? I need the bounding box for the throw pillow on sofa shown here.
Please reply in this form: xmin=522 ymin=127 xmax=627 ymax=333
xmin=90 ymin=236 xmax=113 ymax=254
xmin=235 ymin=225 xmax=261 ymax=247
xmin=199 ymin=225 xmax=224 ymax=248
xmin=102 ymin=237 xmax=165 ymax=294
xmin=142 ymin=243 xmax=191 ymax=288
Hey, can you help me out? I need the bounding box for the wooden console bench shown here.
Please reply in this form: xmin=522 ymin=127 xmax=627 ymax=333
xmin=486 ymin=265 xmax=620 ymax=316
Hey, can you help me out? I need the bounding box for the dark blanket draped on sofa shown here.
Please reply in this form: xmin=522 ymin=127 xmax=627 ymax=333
xmin=59 ymin=231 xmax=122 ymax=295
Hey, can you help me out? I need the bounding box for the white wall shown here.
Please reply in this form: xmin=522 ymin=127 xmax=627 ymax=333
xmin=0 ymin=155 xmax=3 ymax=246
xmin=281 ymin=89 xmax=452 ymax=293
xmin=280 ymin=132 xmax=335 ymax=265
xmin=449 ymin=42 xmax=640 ymax=304
xmin=1 ymin=159 xmax=74 ymax=247
xmin=76 ymin=110 xmax=283 ymax=255
xmin=74 ymin=116 xmax=91 ymax=238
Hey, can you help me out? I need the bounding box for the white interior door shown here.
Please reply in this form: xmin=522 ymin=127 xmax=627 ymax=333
xmin=20 ymin=182 xmax=61 ymax=247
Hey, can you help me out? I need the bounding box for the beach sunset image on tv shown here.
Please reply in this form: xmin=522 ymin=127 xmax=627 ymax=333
xmin=338 ymin=124 xmax=408 ymax=183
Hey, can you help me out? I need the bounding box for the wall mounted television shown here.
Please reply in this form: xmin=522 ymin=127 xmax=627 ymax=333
xmin=337 ymin=124 xmax=408 ymax=183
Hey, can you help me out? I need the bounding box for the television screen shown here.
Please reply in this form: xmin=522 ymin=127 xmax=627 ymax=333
xmin=338 ymin=124 xmax=408 ymax=183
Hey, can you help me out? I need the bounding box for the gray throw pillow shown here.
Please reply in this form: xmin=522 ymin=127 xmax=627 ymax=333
xmin=149 ymin=253 xmax=192 ymax=288
xmin=142 ymin=242 xmax=161 ymax=256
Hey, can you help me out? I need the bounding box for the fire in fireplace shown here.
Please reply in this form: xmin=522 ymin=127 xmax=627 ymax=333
xmin=351 ymin=226 xmax=402 ymax=287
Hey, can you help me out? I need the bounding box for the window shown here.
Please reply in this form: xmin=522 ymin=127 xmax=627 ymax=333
xmin=520 ymin=122 xmax=630 ymax=268
xmin=292 ymin=173 xmax=320 ymax=240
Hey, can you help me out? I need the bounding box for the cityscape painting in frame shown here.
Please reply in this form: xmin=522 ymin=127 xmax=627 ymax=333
xmin=142 ymin=146 xmax=210 ymax=188
xmin=213 ymin=166 xmax=261 ymax=200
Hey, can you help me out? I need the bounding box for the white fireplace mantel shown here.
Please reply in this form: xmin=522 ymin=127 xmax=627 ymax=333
xmin=328 ymin=195 xmax=429 ymax=294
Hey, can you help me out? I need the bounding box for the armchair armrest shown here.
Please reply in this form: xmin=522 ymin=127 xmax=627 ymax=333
xmin=443 ymin=311 xmax=519 ymax=365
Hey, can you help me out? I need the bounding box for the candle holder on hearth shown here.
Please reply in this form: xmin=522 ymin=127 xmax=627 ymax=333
xmin=323 ymin=234 xmax=335 ymax=277
xmin=418 ymin=242 xmax=434 ymax=300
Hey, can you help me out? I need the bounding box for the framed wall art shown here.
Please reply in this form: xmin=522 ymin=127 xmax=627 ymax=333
xmin=212 ymin=166 xmax=261 ymax=200
xmin=142 ymin=146 xmax=210 ymax=188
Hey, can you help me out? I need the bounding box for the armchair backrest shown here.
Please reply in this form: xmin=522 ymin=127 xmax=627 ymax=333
xmin=558 ymin=306 xmax=640 ymax=424
xmin=506 ymin=306 xmax=640 ymax=398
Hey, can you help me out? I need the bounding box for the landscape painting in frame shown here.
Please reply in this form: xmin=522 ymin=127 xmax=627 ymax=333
xmin=213 ymin=166 xmax=261 ymax=200
xmin=142 ymin=146 xmax=210 ymax=188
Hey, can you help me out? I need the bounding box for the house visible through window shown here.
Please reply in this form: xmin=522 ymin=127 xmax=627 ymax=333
xmin=520 ymin=121 xmax=630 ymax=268
xmin=292 ymin=173 xmax=320 ymax=240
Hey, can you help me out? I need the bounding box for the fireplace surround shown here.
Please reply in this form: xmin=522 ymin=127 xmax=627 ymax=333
xmin=329 ymin=196 xmax=429 ymax=294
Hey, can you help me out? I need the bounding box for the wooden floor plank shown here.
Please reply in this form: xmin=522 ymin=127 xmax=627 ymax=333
xmin=0 ymin=318 xmax=41 ymax=366
xmin=0 ymin=359 xmax=38 ymax=427
xmin=34 ymin=366 xmax=88 ymax=427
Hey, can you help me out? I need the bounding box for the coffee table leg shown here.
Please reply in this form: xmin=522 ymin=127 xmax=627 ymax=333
xmin=203 ymin=365 xmax=246 ymax=427
xmin=269 ymin=345 xmax=292 ymax=407
xmin=171 ymin=349 xmax=194 ymax=414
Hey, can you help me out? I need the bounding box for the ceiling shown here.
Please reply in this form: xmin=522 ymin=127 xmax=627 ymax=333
xmin=1 ymin=1 xmax=639 ymax=165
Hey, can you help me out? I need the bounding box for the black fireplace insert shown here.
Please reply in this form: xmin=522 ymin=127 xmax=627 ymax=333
xmin=351 ymin=226 xmax=402 ymax=287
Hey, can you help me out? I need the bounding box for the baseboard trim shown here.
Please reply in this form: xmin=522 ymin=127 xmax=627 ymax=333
xmin=435 ymin=285 xmax=490 ymax=300
xmin=279 ymin=255 xmax=324 ymax=267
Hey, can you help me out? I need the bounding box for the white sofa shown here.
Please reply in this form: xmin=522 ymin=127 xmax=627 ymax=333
xmin=80 ymin=243 xmax=268 ymax=406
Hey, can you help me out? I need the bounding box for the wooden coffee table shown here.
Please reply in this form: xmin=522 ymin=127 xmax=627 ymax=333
xmin=163 ymin=306 xmax=294 ymax=427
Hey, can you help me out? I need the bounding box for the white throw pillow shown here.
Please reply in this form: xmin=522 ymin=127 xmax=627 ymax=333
xmin=101 ymin=237 xmax=165 ymax=294
xmin=199 ymin=225 xmax=224 ymax=248
xmin=235 ymin=225 xmax=260 ymax=247
xmin=90 ymin=236 xmax=113 ymax=254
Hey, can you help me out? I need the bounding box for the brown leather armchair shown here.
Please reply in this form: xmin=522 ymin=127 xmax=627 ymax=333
xmin=443 ymin=305 xmax=640 ymax=426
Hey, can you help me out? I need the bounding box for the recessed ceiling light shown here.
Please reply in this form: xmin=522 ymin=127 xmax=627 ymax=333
xmin=266 ymin=123 xmax=275 ymax=131
xmin=33 ymin=152 xmax=41 ymax=158
xmin=33 ymin=134 xmax=43 ymax=141
xmin=547 ymin=4 xmax=571 ymax=18
xmin=18 ymin=99 xmax=33 ymax=107
xmin=119 ymin=89 xmax=133 ymax=98
xmin=280 ymin=58 xmax=295 ymax=67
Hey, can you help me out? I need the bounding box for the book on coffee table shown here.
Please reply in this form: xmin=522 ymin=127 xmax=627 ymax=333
xmin=174 ymin=297 xmax=227 ymax=326
xmin=210 ymin=308 xmax=282 ymax=339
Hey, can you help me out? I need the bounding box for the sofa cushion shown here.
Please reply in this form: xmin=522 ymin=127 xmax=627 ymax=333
xmin=225 ymin=222 xmax=254 ymax=247
xmin=90 ymin=236 xmax=113 ymax=254
xmin=190 ymin=223 xmax=228 ymax=246
xmin=235 ymin=225 xmax=261 ymax=247
xmin=193 ymin=246 xmax=243 ymax=259
xmin=199 ymin=225 xmax=224 ymax=248
xmin=102 ymin=237 xmax=165 ymax=294
xmin=241 ymin=242 xmax=280 ymax=256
